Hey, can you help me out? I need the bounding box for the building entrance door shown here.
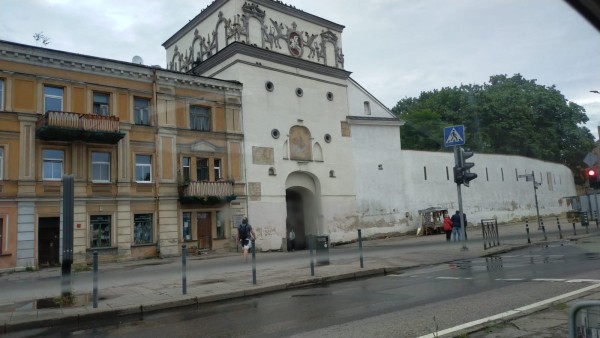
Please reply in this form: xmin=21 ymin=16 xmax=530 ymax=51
xmin=38 ymin=217 xmax=60 ymax=268
xmin=197 ymin=212 xmax=212 ymax=250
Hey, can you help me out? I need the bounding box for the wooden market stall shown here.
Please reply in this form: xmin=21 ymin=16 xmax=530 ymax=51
xmin=417 ymin=207 xmax=448 ymax=235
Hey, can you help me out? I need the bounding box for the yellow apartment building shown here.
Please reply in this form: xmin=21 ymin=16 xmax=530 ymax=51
xmin=0 ymin=40 xmax=246 ymax=270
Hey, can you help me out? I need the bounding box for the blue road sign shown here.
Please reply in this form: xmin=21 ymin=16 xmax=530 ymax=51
xmin=444 ymin=125 xmax=465 ymax=147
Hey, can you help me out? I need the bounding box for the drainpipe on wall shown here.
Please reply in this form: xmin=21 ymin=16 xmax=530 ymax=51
xmin=152 ymin=68 xmax=161 ymax=255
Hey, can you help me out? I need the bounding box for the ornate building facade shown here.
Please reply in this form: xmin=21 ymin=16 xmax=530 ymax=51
xmin=0 ymin=40 xmax=246 ymax=270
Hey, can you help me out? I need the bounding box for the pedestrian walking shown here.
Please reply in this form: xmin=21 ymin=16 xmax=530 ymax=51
xmin=289 ymin=228 xmax=296 ymax=252
xmin=443 ymin=213 xmax=453 ymax=242
xmin=237 ymin=217 xmax=256 ymax=263
xmin=451 ymin=210 xmax=462 ymax=241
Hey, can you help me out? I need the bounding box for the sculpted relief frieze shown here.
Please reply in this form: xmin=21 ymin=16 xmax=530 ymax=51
xmin=169 ymin=2 xmax=344 ymax=72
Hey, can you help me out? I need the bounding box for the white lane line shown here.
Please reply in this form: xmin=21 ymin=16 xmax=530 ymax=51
xmin=495 ymin=278 xmax=524 ymax=281
xmin=567 ymin=279 xmax=600 ymax=283
xmin=417 ymin=283 xmax=600 ymax=338
xmin=532 ymin=278 xmax=566 ymax=282
xmin=436 ymin=277 xmax=461 ymax=280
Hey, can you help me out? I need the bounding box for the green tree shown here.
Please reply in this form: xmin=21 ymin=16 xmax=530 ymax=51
xmin=392 ymin=74 xmax=595 ymax=178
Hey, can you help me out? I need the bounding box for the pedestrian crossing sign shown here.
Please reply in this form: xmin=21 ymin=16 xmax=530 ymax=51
xmin=444 ymin=125 xmax=465 ymax=147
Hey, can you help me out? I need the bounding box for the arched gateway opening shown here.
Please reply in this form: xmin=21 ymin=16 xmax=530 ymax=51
xmin=285 ymin=172 xmax=321 ymax=251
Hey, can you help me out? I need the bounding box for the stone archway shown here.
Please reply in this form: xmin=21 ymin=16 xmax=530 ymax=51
xmin=285 ymin=172 xmax=321 ymax=251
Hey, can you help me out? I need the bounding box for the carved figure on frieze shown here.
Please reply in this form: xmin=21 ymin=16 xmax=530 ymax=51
xmin=336 ymin=48 xmax=345 ymax=68
xmin=268 ymin=18 xmax=285 ymax=49
xmin=303 ymin=32 xmax=318 ymax=59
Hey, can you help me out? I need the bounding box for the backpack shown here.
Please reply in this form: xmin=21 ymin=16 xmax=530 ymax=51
xmin=238 ymin=224 xmax=248 ymax=240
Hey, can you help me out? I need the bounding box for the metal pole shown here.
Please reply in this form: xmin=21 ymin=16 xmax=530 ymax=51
xmin=532 ymin=171 xmax=541 ymax=230
xmin=358 ymin=229 xmax=364 ymax=268
xmin=251 ymin=239 xmax=256 ymax=285
xmin=455 ymin=146 xmax=468 ymax=251
xmin=525 ymin=219 xmax=531 ymax=244
xmin=557 ymin=217 xmax=563 ymax=239
xmin=309 ymin=235 xmax=315 ymax=276
xmin=92 ymin=251 xmax=98 ymax=308
xmin=541 ymin=219 xmax=547 ymax=241
xmin=573 ymin=222 xmax=577 ymax=235
xmin=182 ymin=244 xmax=187 ymax=295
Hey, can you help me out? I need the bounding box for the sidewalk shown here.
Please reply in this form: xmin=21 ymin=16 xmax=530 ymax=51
xmin=1 ymin=218 xmax=599 ymax=337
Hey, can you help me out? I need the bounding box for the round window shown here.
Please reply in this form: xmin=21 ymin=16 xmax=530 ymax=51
xmin=324 ymin=133 xmax=332 ymax=143
xmin=265 ymin=81 xmax=274 ymax=92
xmin=326 ymin=92 xmax=334 ymax=101
xmin=271 ymin=129 xmax=280 ymax=139
xmin=296 ymin=88 xmax=303 ymax=97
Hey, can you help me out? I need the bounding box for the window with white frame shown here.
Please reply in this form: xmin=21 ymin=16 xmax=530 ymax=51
xmin=134 ymin=97 xmax=150 ymax=125
xmin=0 ymin=79 xmax=4 ymax=111
xmin=182 ymin=157 xmax=191 ymax=182
xmin=90 ymin=215 xmax=111 ymax=248
xmin=93 ymin=92 xmax=110 ymax=116
xmin=135 ymin=154 xmax=152 ymax=182
xmin=42 ymin=149 xmax=64 ymax=180
xmin=44 ymin=86 xmax=64 ymax=112
xmin=133 ymin=213 xmax=153 ymax=245
xmin=91 ymin=152 xmax=110 ymax=182
xmin=190 ymin=106 xmax=210 ymax=131
xmin=0 ymin=147 xmax=3 ymax=180
xmin=214 ymin=159 xmax=221 ymax=180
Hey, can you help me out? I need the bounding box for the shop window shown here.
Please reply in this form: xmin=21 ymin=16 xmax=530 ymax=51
xmin=44 ymin=86 xmax=63 ymax=112
xmin=90 ymin=215 xmax=111 ymax=248
xmin=133 ymin=214 xmax=153 ymax=245
xmin=42 ymin=149 xmax=64 ymax=180
xmin=134 ymin=97 xmax=150 ymax=125
xmin=190 ymin=106 xmax=210 ymax=131
xmin=183 ymin=212 xmax=192 ymax=241
xmin=91 ymin=151 xmax=110 ymax=182
xmin=93 ymin=92 xmax=110 ymax=116
xmin=135 ymin=154 xmax=152 ymax=182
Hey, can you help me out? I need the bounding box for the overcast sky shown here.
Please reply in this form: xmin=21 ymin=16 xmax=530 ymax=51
xmin=2 ymin=0 xmax=599 ymax=137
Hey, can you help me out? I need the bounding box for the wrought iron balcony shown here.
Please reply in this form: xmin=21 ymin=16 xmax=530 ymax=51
xmin=36 ymin=111 xmax=125 ymax=144
xmin=179 ymin=180 xmax=237 ymax=204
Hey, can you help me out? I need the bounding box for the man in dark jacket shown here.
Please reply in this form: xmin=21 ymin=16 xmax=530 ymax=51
xmin=451 ymin=210 xmax=462 ymax=241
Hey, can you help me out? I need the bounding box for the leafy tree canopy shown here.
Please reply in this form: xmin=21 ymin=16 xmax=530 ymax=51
xmin=392 ymin=74 xmax=595 ymax=181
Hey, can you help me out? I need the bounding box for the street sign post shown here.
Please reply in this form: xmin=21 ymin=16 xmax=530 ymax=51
xmin=446 ymin=125 xmax=468 ymax=251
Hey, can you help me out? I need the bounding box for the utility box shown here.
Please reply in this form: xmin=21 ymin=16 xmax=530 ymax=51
xmin=314 ymin=236 xmax=330 ymax=266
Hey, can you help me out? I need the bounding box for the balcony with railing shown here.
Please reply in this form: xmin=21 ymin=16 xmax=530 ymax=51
xmin=36 ymin=111 xmax=125 ymax=144
xmin=179 ymin=180 xmax=237 ymax=204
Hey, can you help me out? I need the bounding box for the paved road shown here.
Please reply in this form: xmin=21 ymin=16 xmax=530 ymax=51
xmin=1 ymin=218 xmax=599 ymax=337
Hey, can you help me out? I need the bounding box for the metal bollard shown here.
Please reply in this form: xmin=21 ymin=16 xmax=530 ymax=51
xmin=573 ymin=222 xmax=577 ymax=236
xmin=93 ymin=251 xmax=98 ymax=308
xmin=309 ymin=235 xmax=315 ymax=276
xmin=182 ymin=244 xmax=187 ymax=295
xmin=525 ymin=220 xmax=531 ymax=244
xmin=541 ymin=219 xmax=547 ymax=241
xmin=557 ymin=217 xmax=563 ymax=239
xmin=252 ymin=239 xmax=256 ymax=285
xmin=358 ymin=229 xmax=364 ymax=268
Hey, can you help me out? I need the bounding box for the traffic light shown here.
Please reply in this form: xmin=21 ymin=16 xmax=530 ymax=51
xmin=453 ymin=147 xmax=478 ymax=186
xmin=588 ymin=168 xmax=599 ymax=189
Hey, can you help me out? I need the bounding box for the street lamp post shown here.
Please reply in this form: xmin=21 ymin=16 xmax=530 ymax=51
xmin=519 ymin=171 xmax=541 ymax=229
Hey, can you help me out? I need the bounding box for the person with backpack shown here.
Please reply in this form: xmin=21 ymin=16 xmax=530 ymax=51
xmin=237 ymin=217 xmax=256 ymax=263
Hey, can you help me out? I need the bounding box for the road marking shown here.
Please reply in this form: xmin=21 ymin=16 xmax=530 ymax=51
xmin=532 ymin=278 xmax=566 ymax=282
xmin=495 ymin=278 xmax=524 ymax=281
xmin=567 ymin=279 xmax=600 ymax=283
xmin=436 ymin=277 xmax=461 ymax=280
xmin=417 ymin=283 xmax=600 ymax=338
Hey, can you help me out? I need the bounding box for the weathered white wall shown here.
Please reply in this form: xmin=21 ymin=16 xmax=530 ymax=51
xmin=348 ymin=121 xmax=576 ymax=241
